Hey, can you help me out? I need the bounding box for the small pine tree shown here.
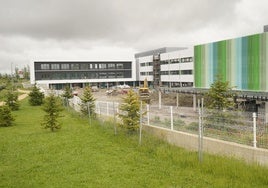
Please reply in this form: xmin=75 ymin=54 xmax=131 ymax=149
xmin=204 ymin=75 xmax=237 ymax=130
xmin=5 ymin=90 xmax=19 ymax=111
xmin=205 ymin=75 xmax=235 ymax=110
xmin=28 ymin=84 xmax=44 ymax=106
xmin=62 ymin=85 xmax=73 ymax=99
xmin=118 ymin=89 xmax=141 ymax=132
xmin=80 ymin=86 xmax=96 ymax=117
xmin=0 ymin=105 xmax=14 ymax=127
xmin=41 ymin=94 xmax=63 ymax=131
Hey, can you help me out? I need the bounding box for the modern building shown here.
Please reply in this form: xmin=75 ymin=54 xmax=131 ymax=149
xmin=31 ymin=61 xmax=135 ymax=89
xmin=194 ymin=32 xmax=268 ymax=92
xmin=135 ymin=47 xmax=194 ymax=88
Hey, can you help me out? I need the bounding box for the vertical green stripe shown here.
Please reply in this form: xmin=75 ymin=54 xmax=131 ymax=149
xmin=230 ymin=39 xmax=236 ymax=88
xmin=218 ymin=40 xmax=227 ymax=81
xmin=194 ymin=45 xmax=202 ymax=87
xmin=248 ymin=34 xmax=260 ymax=90
xmin=263 ymin=33 xmax=268 ymax=91
xmin=194 ymin=32 xmax=268 ymax=91
xmin=260 ymin=33 xmax=266 ymax=91
xmin=241 ymin=37 xmax=248 ymax=90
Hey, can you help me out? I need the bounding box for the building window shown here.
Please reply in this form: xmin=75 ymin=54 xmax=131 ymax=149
xmin=51 ymin=64 xmax=60 ymax=70
xmin=146 ymin=62 xmax=153 ymax=66
xmin=99 ymin=64 xmax=107 ymax=69
xmin=41 ymin=64 xmax=50 ymax=70
xmin=160 ymin=71 xmax=169 ymax=75
xmin=71 ymin=64 xmax=80 ymax=70
xmin=89 ymin=72 xmax=98 ymax=79
xmin=99 ymin=72 xmax=107 ymax=78
xmin=161 ymin=61 xmax=169 ymax=65
xmin=61 ymin=64 xmax=69 ymax=70
xmin=170 ymin=59 xmax=180 ymax=64
xmin=181 ymin=57 xmax=193 ymax=63
xmin=41 ymin=73 xmax=50 ymax=79
xmin=170 ymin=70 xmax=179 ymax=75
xmin=117 ymin=63 xmax=123 ymax=69
xmin=117 ymin=72 xmax=124 ymax=78
xmin=140 ymin=63 xmax=146 ymax=67
xmin=80 ymin=64 xmax=88 ymax=70
xmin=181 ymin=70 xmax=192 ymax=75
xmin=108 ymin=64 xmax=116 ymax=69
xmin=108 ymin=72 xmax=116 ymax=78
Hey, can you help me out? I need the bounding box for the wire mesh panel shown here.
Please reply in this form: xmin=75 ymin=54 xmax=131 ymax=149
xmin=172 ymin=106 xmax=199 ymax=134
xmin=95 ymin=101 xmax=119 ymax=117
xmin=203 ymin=109 xmax=254 ymax=146
xmin=148 ymin=105 xmax=172 ymax=129
xmin=256 ymin=112 xmax=268 ymax=149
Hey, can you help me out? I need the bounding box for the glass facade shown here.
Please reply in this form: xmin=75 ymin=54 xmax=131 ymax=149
xmin=34 ymin=61 xmax=132 ymax=81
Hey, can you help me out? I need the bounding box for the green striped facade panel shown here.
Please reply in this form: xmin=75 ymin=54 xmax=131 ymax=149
xmin=194 ymin=32 xmax=268 ymax=92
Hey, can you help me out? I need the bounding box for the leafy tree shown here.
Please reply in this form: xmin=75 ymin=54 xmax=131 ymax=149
xmin=80 ymin=86 xmax=96 ymax=117
xmin=0 ymin=105 xmax=14 ymax=127
xmin=5 ymin=91 xmax=19 ymax=111
xmin=62 ymin=85 xmax=73 ymax=99
xmin=205 ymin=75 xmax=235 ymax=110
xmin=41 ymin=94 xmax=63 ymax=131
xmin=28 ymin=84 xmax=44 ymax=106
xmin=118 ymin=89 xmax=142 ymax=132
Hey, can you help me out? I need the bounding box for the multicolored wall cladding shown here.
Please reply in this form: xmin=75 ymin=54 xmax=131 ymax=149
xmin=194 ymin=32 xmax=268 ymax=91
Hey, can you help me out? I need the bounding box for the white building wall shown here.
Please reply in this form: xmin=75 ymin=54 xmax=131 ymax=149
xmin=136 ymin=47 xmax=194 ymax=85
xmin=138 ymin=55 xmax=153 ymax=63
xmin=160 ymin=48 xmax=194 ymax=84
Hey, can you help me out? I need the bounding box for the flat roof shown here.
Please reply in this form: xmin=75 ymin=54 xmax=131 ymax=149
xmin=134 ymin=47 xmax=187 ymax=58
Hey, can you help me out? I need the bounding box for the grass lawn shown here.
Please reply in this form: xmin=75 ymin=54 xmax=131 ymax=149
xmin=1 ymin=98 xmax=268 ymax=187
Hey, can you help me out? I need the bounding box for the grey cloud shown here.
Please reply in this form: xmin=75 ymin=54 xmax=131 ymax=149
xmin=0 ymin=0 xmax=241 ymax=45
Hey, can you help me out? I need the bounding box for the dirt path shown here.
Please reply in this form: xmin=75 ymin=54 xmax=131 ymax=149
xmin=0 ymin=89 xmax=30 ymax=106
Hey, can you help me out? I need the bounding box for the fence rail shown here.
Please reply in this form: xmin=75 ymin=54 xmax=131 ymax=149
xmin=68 ymin=97 xmax=268 ymax=149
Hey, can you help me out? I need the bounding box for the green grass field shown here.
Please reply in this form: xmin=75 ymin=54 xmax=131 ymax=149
xmin=1 ymin=98 xmax=268 ymax=187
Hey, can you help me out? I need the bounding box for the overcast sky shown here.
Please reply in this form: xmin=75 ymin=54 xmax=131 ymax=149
xmin=0 ymin=0 xmax=267 ymax=73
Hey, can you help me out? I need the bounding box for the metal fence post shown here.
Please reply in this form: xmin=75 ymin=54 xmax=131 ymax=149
xmin=107 ymin=102 xmax=109 ymax=116
xmin=159 ymin=90 xmax=161 ymax=109
xmin=170 ymin=106 xmax=174 ymax=130
xmin=198 ymin=99 xmax=203 ymax=162
xmin=87 ymin=102 xmax=91 ymax=125
xmin=139 ymin=101 xmax=142 ymax=145
xmin=113 ymin=102 xmax=117 ymax=135
xmin=147 ymin=104 xmax=150 ymax=126
xmin=253 ymin=112 xmax=257 ymax=148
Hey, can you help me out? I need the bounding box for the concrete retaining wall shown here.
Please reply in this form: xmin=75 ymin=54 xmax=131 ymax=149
xmin=143 ymin=125 xmax=268 ymax=166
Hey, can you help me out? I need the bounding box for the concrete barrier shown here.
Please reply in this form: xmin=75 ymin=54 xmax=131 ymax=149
xmin=143 ymin=124 xmax=268 ymax=166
